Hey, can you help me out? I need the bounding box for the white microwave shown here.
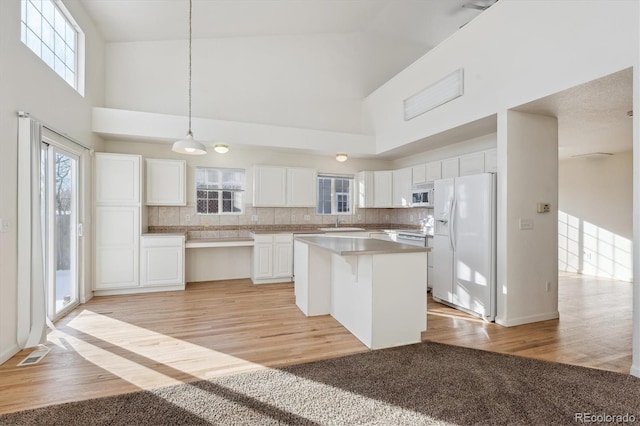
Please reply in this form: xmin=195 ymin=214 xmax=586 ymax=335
xmin=412 ymin=184 xmax=433 ymax=207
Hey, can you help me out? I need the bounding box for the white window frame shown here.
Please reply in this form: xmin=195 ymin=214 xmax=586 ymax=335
xmin=20 ymin=0 xmax=85 ymax=95
xmin=316 ymin=174 xmax=354 ymax=216
xmin=195 ymin=167 xmax=245 ymax=215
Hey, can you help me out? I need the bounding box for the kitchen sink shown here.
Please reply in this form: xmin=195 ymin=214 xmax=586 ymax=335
xmin=318 ymin=227 xmax=366 ymax=232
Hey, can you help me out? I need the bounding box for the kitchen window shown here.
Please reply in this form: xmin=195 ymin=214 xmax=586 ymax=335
xmin=196 ymin=167 xmax=245 ymax=214
xmin=316 ymin=174 xmax=354 ymax=215
xmin=20 ymin=0 xmax=84 ymax=94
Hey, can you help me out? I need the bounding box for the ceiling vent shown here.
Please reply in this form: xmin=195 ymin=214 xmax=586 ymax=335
xmin=404 ymin=69 xmax=464 ymax=121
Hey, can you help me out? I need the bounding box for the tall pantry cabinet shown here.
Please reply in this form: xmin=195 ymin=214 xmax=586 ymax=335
xmin=94 ymin=153 xmax=142 ymax=294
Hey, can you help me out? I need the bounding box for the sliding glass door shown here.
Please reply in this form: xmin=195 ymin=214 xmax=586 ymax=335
xmin=41 ymin=143 xmax=80 ymax=320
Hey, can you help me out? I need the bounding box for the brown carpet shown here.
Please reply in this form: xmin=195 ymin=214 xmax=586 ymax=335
xmin=1 ymin=342 xmax=639 ymax=425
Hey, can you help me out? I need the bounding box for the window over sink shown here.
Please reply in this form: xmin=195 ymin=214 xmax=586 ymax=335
xmin=316 ymin=174 xmax=354 ymax=215
xmin=196 ymin=167 xmax=245 ymax=214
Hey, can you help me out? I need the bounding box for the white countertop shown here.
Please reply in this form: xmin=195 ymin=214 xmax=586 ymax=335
xmin=294 ymin=235 xmax=429 ymax=256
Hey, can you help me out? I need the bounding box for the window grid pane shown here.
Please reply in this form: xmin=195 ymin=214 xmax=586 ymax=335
xmin=21 ymin=0 xmax=79 ymax=90
xmin=316 ymin=176 xmax=353 ymax=215
xmin=196 ymin=167 xmax=245 ymax=215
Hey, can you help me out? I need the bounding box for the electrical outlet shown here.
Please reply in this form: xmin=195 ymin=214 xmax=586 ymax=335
xmin=0 ymin=219 xmax=8 ymax=233
xmin=409 ymin=215 xmax=414 ymax=222
xmin=251 ymin=215 xmax=258 ymax=222
xmin=357 ymin=214 xmax=362 ymax=221
xmin=304 ymin=214 xmax=310 ymax=221
xmin=291 ymin=214 xmax=296 ymax=222
xmin=519 ymin=218 xmax=534 ymax=230
xmin=185 ymin=214 xmax=191 ymax=223
xmin=545 ymin=281 xmax=551 ymax=292
xmin=385 ymin=215 xmax=390 ymax=221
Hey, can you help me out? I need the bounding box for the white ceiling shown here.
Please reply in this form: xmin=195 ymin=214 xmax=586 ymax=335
xmin=81 ymin=0 xmax=632 ymax=159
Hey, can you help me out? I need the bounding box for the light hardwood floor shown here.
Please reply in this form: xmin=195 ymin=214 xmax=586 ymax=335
xmin=0 ymin=273 xmax=633 ymax=414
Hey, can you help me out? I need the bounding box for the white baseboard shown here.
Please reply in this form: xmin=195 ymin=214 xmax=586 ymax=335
xmin=496 ymin=311 xmax=559 ymax=327
xmin=631 ymin=364 xmax=640 ymax=378
xmin=0 ymin=344 xmax=20 ymax=365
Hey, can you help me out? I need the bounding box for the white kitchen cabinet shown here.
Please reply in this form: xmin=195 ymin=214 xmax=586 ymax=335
xmin=392 ymin=167 xmax=412 ymax=207
xmin=441 ymin=158 xmax=459 ymax=179
xmin=373 ymin=171 xmax=393 ymax=207
xmin=459 ymin=152 xmax=485 ymax=176
xmin=357 ymin=171 xmax=374 ymax=208
xmin=95 ymin=153 xmax=142 ymax=294
xmin=140 ymin=235 xmax=185 ymax=288
xmin=287 ymin=167 xmax=316 ymax=207
xmin=412 ymin=164 xmax=427 ymax=185
xmin=145 ymin=159 xmax=186 ymax=206
xmin=95 ymin=153 xmax=140 ymax=205
xmin=484 ymin=148 xmax=498 ymax=173
xmin=253 ymin=166 xmax=287 ymax=207
xmin=253 ymin=166 xmax=316 ymax=207
xmin=426 ymin=161 xmax=442 ymax=183
xmin=95 ymin=206 xmax=140 ymax=290
xmin=251 ymin=233 xmax=293 ymax=284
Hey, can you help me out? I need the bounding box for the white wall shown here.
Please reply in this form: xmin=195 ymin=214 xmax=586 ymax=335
xmin=0 ymin=0 xmax=105 ymax=364
xmin=105 ymin=32 xmax=426 ymax=135
xmin=497 ymin=110 xmax=559 ymax=327
xmin=559 ymin=152 xmax=633 ymax=282
xmin=364 ymin=0 xmax=638 ymax=154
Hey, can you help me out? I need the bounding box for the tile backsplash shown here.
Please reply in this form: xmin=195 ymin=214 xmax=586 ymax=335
xmin=147 ymin=204 xmax=431 ymax=229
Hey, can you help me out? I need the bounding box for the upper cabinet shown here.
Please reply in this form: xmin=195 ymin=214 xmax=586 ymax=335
xmin=411 ymin=164 xmax=427 ymax=185
xmin=441 ymin=157 xmax=459 ymax=179
xmin=95 ymin=153 xmax=141 ymax=205
xmin=484 ymin=149 xmax=497 ymax=173
xmin=425 ymin=161 xmax=442 ymax=183
xmin=145 ymin=159 xmax=186 ymax=206
xmin=357 ymin=171 xmax=375 ymax=208
xmin=459 ymin=152 xmax=485 ymax=177
xmin=287 ymin=167 xmax=317 ymax=207
xmin=392 ymin=167 xmax=412 ymax=207
xmin=373 ymin=171 xmax=393 ymax=208
xmin=253 ymin=166 xmax=316 ymax=207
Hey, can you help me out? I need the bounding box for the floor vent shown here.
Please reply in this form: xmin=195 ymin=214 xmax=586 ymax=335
xmin=17 ymin=346 xmax=51 ymax=367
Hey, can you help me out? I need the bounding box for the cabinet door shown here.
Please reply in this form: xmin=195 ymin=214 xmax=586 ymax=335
xmin=253 ymin=166 xmax=287 ymax=207
xmin=412 ymin=164 xmax=427 ymax=185
xmin=287 ymin=167 xmax=316 ymax=207
xmin=95 ymin=153 xmax=141 ymax=205
xmin=373 ymin=171 xmax=393 ymax=207
xmin=426 ymin=161 xmax=442 ymax=183
xmin=274 ymin=242 xmax=293 ymax=277
xmin=145 ymin=159 xmax=186 ymax=206
xmin=441 ymin=158 xmax=459 ymax=179
xmin=392 ymin=168 xmax=412 ymax=207
xmin=484 ymin=149 xmax=497 ymax=173
xmin=357 ymin=171 xmax=374 ymax=208
xmin=95 ymin=206 xmax=139 ymax=289
xmin=459 ymin=152 xmax=485 ymax=176
xmin=253 ymin=243 xmax=274 ymax=278
xmin=140 ymin=236 xmax=184 ymax=286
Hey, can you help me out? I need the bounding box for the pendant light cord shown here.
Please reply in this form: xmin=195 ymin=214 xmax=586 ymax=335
xmin=188 ymin=0 xmax=193 ymax=136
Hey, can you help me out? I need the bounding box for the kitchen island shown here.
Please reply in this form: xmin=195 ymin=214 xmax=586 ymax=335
xmin=294 ymin=235 xmax=429 ymax=350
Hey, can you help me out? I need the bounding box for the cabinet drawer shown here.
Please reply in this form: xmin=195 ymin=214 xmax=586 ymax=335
xmin=252 ymin=234 xmax=274 ymax=244
xmin=274 ymin=234 xmax=293 ymax=243
xmin=142 ymin=236 xmax=184 ymax=248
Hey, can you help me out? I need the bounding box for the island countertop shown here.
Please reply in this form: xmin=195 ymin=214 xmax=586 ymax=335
xmin=294 ymin=235 xmax=430 ymax=256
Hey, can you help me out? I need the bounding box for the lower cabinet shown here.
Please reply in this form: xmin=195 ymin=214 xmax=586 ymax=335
xmin=140 ymin=235 xmax=185 ymax=288
xmin=250 ymin=233 xmax=293 ymax=284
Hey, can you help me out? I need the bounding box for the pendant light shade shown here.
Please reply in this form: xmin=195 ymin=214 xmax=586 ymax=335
xmin=173 ymin=0 xmax=207 ymax=155
xmin=172 ymin=133 xmax=207 ymax=155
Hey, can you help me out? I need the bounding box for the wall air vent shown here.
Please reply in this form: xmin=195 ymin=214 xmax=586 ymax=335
xmin=404 ymin=69 xmax=464 ymax=121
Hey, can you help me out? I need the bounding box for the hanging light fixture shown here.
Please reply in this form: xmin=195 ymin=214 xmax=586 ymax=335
xmin=172 ymin=0 xmax=207 ymax=155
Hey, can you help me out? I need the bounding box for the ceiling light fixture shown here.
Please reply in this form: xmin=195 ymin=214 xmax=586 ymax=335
xmin=335 ymin=153 xmax=348 ymax=162
xmin=172 ymin=0 xmax=206 ymax=156
xmin=214 ymin=144 xmax=229 ymax=154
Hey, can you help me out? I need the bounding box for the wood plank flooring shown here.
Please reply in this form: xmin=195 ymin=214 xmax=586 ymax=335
xmin=0 ymin=273 xmax=633 ymax=414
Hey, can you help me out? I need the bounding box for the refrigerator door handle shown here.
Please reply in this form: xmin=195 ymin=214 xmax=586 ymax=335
xmin=450 ymin=198 xmax=457 ymax=252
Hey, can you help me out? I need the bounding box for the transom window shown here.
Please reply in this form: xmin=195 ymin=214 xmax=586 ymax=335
xmin=316 ymin=174 xmax=354 ymax=215
xmin=196 ymin=167 xmax=245 ymax=215
xmin=20 ymin=0 xmax=83 ymax=92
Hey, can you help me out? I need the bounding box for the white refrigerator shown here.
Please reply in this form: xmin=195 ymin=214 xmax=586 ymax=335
xmin=432 ymin=173 xmax=496 ymax=321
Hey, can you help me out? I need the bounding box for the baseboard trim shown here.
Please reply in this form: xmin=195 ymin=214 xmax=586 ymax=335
xmin=496 ymin=311 xmax=560 ymax=327
xmin=630 ymin=364 xmax=640 ymax=378
xmin=0 ymin=344 xmax=20 ymax=365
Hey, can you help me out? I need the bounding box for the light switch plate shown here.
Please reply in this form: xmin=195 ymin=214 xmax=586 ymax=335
xmin=519 ymin=218 xmax=534 ymax=230
xmin=0 ymin=219 xmax=8 ymax=233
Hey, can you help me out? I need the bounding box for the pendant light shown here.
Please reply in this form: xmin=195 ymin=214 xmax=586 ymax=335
xmin=172 ymin=0 xmax=207 ymax=155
